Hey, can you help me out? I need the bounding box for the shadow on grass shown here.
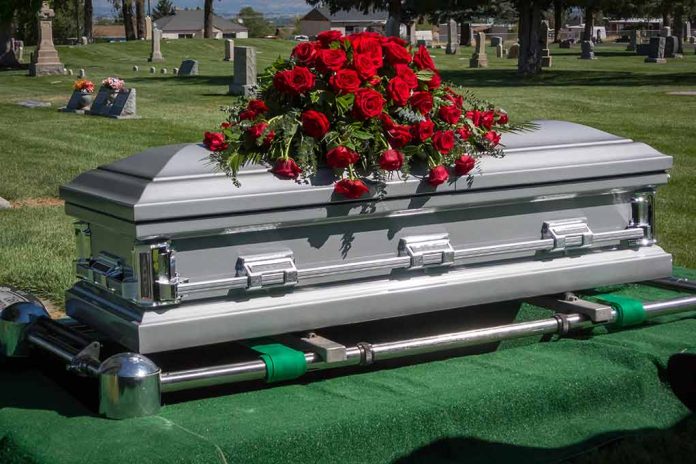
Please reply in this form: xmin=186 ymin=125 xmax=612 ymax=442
xmin=128 ymin=75 xmax=232 ymax=87
xmin=439 ymin=68 xmax=696 ymax=88
xmin=393 ymin=415 xmax=696 ymax=464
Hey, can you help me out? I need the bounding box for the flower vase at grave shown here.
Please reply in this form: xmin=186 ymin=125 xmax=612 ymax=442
xmin=77 ymin=93 xmax=93 ymax=110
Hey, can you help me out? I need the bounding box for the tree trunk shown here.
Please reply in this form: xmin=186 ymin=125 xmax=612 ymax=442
xmin=204 ymin=0 xmax=214 ymax=38
xmin=385 ymin=0 xmax=401 ymax=37
xmin=553 ymin=0 xmax=563 ymax=42
xmin=0 ymin=20 xmax=22 ymax=68
xmin=459 ymin=22 xmax=471 ymax=46
xmin=122 ymin=0 xmax=137 ymax=40
xmin=583 ymin=6 xmax=594 ymax=42
xmin=135 ymin=0 xmax=145 ymax=39
xmin=517 ymin=1 xmax=543 ymax=76
xmin=84 ymin=0 xmax=93 ymax=40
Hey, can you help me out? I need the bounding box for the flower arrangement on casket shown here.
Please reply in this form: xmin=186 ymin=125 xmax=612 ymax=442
xmin=73 ymin=79 xmax=95 ymax=94
xmin=203 ymin=31 xmax=516 ymax=199
xmin=101 ymin=77 xmax=125 ymax=91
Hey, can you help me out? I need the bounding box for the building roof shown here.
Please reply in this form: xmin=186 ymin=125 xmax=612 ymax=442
xmin=301 ymin=7 xmax=388 ymax=23
xmin=154 ymin=9 xmax=247 ymax=33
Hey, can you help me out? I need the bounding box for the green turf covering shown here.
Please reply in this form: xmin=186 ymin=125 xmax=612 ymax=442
xmin=0 ymin=268 xmax=694 ymax=464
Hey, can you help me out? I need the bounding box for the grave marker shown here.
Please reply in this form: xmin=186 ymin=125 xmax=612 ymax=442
xmin=177 ymin=59 xmax=198 ymax=76
xmin=224 ymin=39 xmax=234 ymax=61
xmin=496 ymin=44 xmax=504 ymax=58
xmin=29 ymin=2 xmax=64 ymax=76
xmin=469 ymin=31 xmax=488 ymax=68
xmin=580 ymin=40 xmax=596 ymax=59
xmin=626 ymin=30 xmax=637 ymax=52
xmin=148 ymin=28 xmax=164 ymax=62
xmin=88 ymin=87 xmax=139 ymax=119
xmin=445 ymin=19 xmax=458 ymax=54
xmin=540 ymin=20 xmax=552 ymax=67
xmin=490 ymin=36 xmax=502 ymax=47
xmin=645 ymin=37 xmax=666 ymax=63
xmin=507 ymin=43 xmax=519 ymax=59
xmin=229 ymin=46 xmax=257 ymax=96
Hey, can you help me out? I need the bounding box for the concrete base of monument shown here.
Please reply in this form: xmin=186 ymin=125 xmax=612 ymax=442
xmin=229 ymin=83 xmax=255 ymax=96
xmin=28 ymin=63 xmax=64 ymax=76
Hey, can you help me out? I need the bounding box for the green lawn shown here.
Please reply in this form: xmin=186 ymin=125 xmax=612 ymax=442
xmin=0 ymin=39 xmax=695 ymax=305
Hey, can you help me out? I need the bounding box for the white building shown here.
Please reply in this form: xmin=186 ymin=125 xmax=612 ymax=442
xmin=154 ymin=9 xmax=248 ymax=39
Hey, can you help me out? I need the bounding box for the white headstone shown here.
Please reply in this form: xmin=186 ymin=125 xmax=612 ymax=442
xmin=132 ymin=65 xmax=139 ymax=71
xmin=496 ymin=44 xmax=504 ymax=58
xmin=469 ymin=31 xmax=488 ymax=68
xmin=161 ymin=67 xmax=167 ymax=74
xmin=145 ymin=16 xmax=153 ymax=41
xmin=149 ymin=28 xmax=164 ymax=62
xmin=224 ymin=39 xmax=234 ymax=61
xmin=78 ymin=68 xmax=86 ymax=78
xmin=68 ymin=68 xmax=74 ymax=75
xmin=149 ymin=66 xmax=156 ymax=73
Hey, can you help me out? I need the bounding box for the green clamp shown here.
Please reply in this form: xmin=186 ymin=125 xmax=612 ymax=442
xmin=246 ymin=340 xmax=307 ymax=383
xmin=595 ymin=294 xmax=647 ymax=328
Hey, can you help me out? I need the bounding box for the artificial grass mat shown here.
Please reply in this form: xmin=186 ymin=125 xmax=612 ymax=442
xmin=0 ymin=268 xmax=694 ymax=464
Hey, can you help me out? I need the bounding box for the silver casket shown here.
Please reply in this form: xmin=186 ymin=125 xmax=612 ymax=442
xmin=59 ymin=121 xmax=673 ymax=354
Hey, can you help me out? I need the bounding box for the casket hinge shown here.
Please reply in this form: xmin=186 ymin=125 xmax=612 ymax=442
xmin=630 ymin=190 xmax=656 ymax=246
xmin=542 ymin=218 xmax=594 ymax=251
xmin=399 ymin=234 xmax=455 ymax=269
xmin=133 ymin=241 xmax=180 ymax=305
xmin=237 ymin=250 xmax=298 ymax=290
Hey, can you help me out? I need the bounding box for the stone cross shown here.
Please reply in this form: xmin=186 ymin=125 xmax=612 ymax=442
xmin=626 ymin=29 xmax=637 ymax=52
xmin=645 ymin=37 xmax=666 ymax=63
xmin=148 ymin=28 xmax=164 ymax=62
xmin=445 ymin=19 xmax=458 ymax=54
xmin=580 ymin=40 xmax=596 ymax=60
xmin=229 ymin=46 xmax=257 ymax=96
xmin=224 ymin=39 xmax=234 ymax=61
xmin=145 ymin=16 xmax=153 ymax=41
xmin=29 ymin=2 xmax=64 ymax=76
xmin=540 ymin=20 xmax=552 ymax=67
xmin=469 ymin=31 xmax=488 ymax=68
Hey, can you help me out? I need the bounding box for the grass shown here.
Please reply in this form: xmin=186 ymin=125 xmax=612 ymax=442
xmin=0 ymin=38 xmax=694 ymax=463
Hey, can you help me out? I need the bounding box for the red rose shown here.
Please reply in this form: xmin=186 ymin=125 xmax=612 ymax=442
xmin=239 ymin=110 xmax=256 ymax=121
xmin=432 ymin=130 xmax=455 ymax=154
xmin=482 ymin=110 xmax=496 ymax=129
xmin=301 ymin=110 xmax=330 ymax=138
xmin=317 ymin=30 xmax=343 ymax=47
xmin=220 ymin=121 xmax=232 ymax=129
xmin=379 ymin=149 xmax=404 ymax=171
xmin=247 ymin=99 xmax=269 ymax=114
xmin=273 ymin=67 xmax=315 ymax=95
xmin=484 ymin=131 xmax=501 ymax=146
xmin=353 ymin=53 xmax=380 ymax=80
xmin=438 ymin=104 xmax=462 ymax=124
xmin=382 ymin=41 xmax=412 ymax=65
xmin=445 ymin=90 xmax=464 ymax=108
xmin=350 ymin=35 xmax=383 ymax=66
xmin=386 ymin=77 xmax=411 ymax=106
xmin=317 ymin=48 xmax=347 ymax=73
xmin=334 ymin=178 xmax=369 ymax=199
xmin=292 ymin=41 xmax=317 ymax=65
xmin=380 ymin=113 xmax=396 ymax=130
xmin=428 ymin=165 xmax=449 ymax=186
xmin=497 ymin=112 xmax=509 ymax=125
xmin=272 ymin=158 xmax=302 ymax=178
xmin=386 ymin=124 xmax=412 ymax=148
xmin=203 ymin=131 xmax=228 ymax=151
xmin=466 ymin=109 xmax=483 ymax=127
xmin=329 ymin=69 xmax=361 ymax=94
xmin=352 ymin=87 xmax=385 ymax=120
xmin=454 ymin=155 xmax=476 ymax=176
xmin=248 ymin=122 xmax=275 ymax=145
xmin=413 ymin=45 xmax=436 ymax=71
xmin=393 ymin=63 xmax=418 ymax=89
xmin=410 ymin=91 xmax=433 ymax=114
xmin=411 ymin=119 xmax=434 ymax=142
xmin=456 ymin=126 xmax=471 ymax=141
xmin=427 ymin=72 xmax=441 ymax=90
xmin=383 ymin=36 xmax=408 ymax=47
xmin=326 ymin=146 xmax=359 ymax=168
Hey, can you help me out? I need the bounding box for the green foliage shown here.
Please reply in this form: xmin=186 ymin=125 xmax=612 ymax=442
xmin=239 ymin=7 xmax=274 ymax=38
xmin=152 ymin=0 xmax=175 ymax=20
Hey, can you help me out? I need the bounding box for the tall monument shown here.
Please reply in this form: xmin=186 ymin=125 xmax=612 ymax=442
xmin=29 ymin=2 xmax=64 ymax=76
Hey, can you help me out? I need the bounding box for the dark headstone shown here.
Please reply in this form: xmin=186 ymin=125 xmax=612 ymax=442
xmin=559 ymin=39 xmax=573 ymax=49
xmin=178 ymin=59 xmax=199 ymax=76
xmin=664 ymin=36 xmax=679 ymax=58
xmin=580 ymin=41 xmax=595 ymax=60
xmin=645 ymin=37 xmax=666 ymax=63
xmin=88 ymin=87 xmax=139 ymax=118
xmin=636 ymin=44 xmax=651 ymax=56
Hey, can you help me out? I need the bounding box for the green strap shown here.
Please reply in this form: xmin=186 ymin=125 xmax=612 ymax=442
xmin=246 ymin=340 xmax=307 ymax=383
xmin=595 ymin=294 xmax=647 ymax=328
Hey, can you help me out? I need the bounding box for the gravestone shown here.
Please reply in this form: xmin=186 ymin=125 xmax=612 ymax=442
xmin=626 ymin=30 xmax=637 ymax=52
xmin=0 ymin=197 xmax=10 ymax=209
xmin=469 ymin=31 xmax=488 ymax=68
xmin=636 ymin=43 xmax=651 ymax=56
xmin=645 ymin=37 xmax=666 ymax=63
xmin=495 ymin=44 xmax=504 ymax=58
xmin=686 ymin=22 xmax=692 ymax=40
xmin=161 ymin=67 xmax=167 ymax=74
xmin=80 ymin=36 xmax=88 ymax=45
xmin=559 ymin=39 xmax=573 ymax=49
xmin=177 ymin=59 xmax=198 ymax=76
xmin=661 ymin=26 xmax=671 ymax=37
xmin=445 ymin=19 xmax=458 ymax=54
xmin=145 ymin=16 xmax=152 ymax=41
xmin=490 ymin=36 xmax=502 ymax=47
xmin=229 ymin=46 xmax=257 ymax=96
xmin=663 ymin=36 xmax=679 ymax=58
xmin=29 ymin=2 xmax=64 ymax=76
xmin=62 ymin=67 xmax=67 ymax=74
xmin=88 ymin=87 xmax=138 ymax=119
xmin=173 ymin=67 xmax=179 ymax=74
xmin=68 ymin=69 xmax=74 ymax=76
xmin=149 ymin=66 xmax=156 ymax=73
xmin=60 ymin=90 xmax=93 ymax=114
xmin=580 ymin=40 xmax=596 ymax=60
xmin=11 ymin=38 xmax=24 ymax=62
xmin=507 ymin=43 xmax=519 ymax=59
xmin=132 ymin=65 xmax=139 ymax=71
xmin=224 ymin=39 xmax=234 ymax=61
xmin=540 ymin=20 xmax=552 ymax=67
xmin=148 ymin=28 xmax=164 ymax=62
xmin=78 ymin=68 xmax=86 ymax=78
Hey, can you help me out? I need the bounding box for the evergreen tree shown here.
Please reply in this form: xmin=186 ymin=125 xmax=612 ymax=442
xmin=152 ymin=0 xmax=174 ymax=20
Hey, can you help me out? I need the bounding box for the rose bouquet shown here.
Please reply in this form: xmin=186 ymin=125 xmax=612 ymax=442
xmin=73 ymin=79 xmax=95 ymax=94
xmin=204 ymin=31 xmax=517 ymax=199
xmin=101 ymin=77 xmax=125 ymax=91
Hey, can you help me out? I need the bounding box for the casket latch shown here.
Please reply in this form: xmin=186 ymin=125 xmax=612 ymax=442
xmin=237 ymin=250 xmax=298 ymax=290
xmin=542 ymin=218 xmax=594 ymax=251
xmin=399 ymin=234 xmax=455 ymax=269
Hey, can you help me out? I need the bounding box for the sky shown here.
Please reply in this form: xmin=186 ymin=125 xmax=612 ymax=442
xmin=93 ymin=0 xmax=312 ymax=18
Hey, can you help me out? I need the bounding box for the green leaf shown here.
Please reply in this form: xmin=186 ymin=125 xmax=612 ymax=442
xmin=352 ymin=130 xmax=373 ymax=140
xmin=416 ymin=69 xmax=435 ymax=81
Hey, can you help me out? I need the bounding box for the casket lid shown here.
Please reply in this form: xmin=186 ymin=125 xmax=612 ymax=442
xmin=60 ymin=120 xmax=672 ymax=223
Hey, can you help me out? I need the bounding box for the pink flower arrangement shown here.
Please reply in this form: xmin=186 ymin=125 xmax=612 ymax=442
xmin=101 ymin=77 xmax=125 ymax=91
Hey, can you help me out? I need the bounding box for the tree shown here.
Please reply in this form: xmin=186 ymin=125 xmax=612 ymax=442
xmin=204 ymin=0 xmax=213 ymax=38
xmin=553 ymin=0 xmax=564 ymax=42
xmin=135 ymin=0 xmax=145 ymax=39
xmin=84 ymin=0 xmax=93 ymax=40
xmin=152 ymin=0 xmax=174 ymax=20
xmin=515 ymin=0 xmax=551 ymax=76
xmin=238 ymin=7 xmax=273 ymax=37
xmin=122 ymin=0 xmax=136 ymax=40
xmin=1 ymin=0 xmax=40 ymax=67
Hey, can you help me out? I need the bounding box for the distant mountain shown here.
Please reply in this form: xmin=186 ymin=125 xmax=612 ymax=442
xmin=93 ymin=0 xmax=310 ymax=18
